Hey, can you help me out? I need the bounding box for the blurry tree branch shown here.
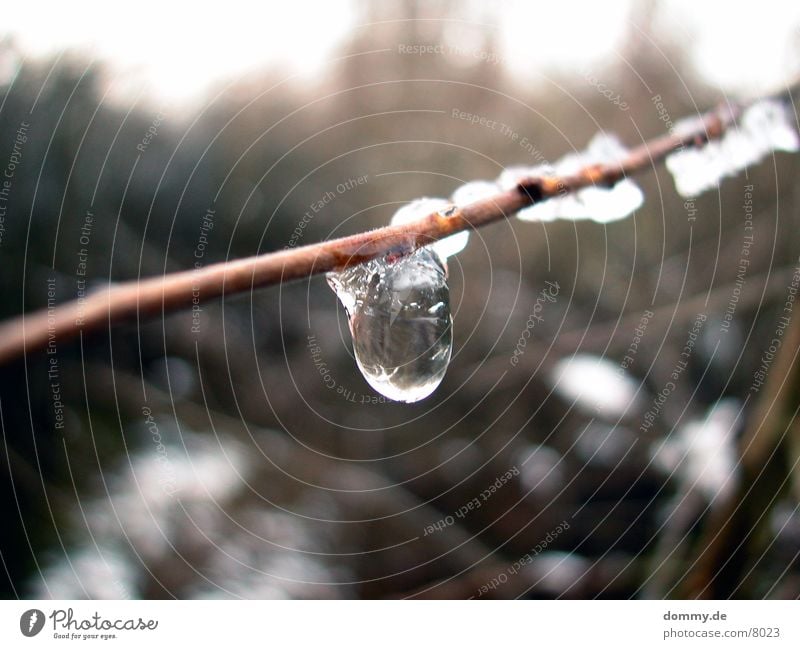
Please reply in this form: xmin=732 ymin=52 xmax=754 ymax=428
xmin=687 ymin=310 xmax=800 ymax=598
xmin=0 ymin=83 xmax=796 ymax=365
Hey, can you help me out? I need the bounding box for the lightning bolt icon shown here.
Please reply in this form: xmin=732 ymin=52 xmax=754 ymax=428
xmin=28 ymin=611 xmax=38 ymax=632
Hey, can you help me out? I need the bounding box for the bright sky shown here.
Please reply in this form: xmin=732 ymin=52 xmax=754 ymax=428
xmin=0 ymin=0 xmax=358 ymax=103
xmin=655 ymin=0 xmax=800 ymax=94
xmin=1 ymin=0 xmax=798 ymax=103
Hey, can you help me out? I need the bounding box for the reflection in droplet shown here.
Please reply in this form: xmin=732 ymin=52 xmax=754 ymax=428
xmin=327 ymin=247 xmax=452 ymax=403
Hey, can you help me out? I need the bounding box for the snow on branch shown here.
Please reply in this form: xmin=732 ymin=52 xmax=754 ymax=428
xmin=0 ymin=82 xmax=797 ymax=365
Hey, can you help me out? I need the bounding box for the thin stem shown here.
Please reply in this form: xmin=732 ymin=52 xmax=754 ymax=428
xmin=0 ymin=85 xmax=793 ymax=364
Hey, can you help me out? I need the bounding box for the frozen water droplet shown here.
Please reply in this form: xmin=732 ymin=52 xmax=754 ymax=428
xmin=571 ymin=179 xmax=644 ymax=223
xmin=509 ymin=134 xmax=643 ymax=224
xmin=665 ymin=142 xmax=721 ymax=198
xmin=391 ymin=197 xmax=470 ymax=260
xmin=451 ymin=180 xmax=499 ymax=206
xmin=742 ymin=99 xmax=799 ymax=153
xmin=666 ymin=99 xmax=800 ymax=197
xmin=497 ymin=164 xmax=559 ymax=222
xmin=498 ymin=164 xmax=554 ymax=191
xmin=573 ymin=134 xmax=644 ymax=222
xmin=327 ymin=248 xmax=452 ymax=403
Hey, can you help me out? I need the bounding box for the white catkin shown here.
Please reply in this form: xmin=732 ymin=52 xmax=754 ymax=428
xmin=666 ymin=99 xmax=800 ymax=197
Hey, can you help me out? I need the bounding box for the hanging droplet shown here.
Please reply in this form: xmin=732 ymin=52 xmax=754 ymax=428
xmin=327 ymin=248 xmax=452 ymax=403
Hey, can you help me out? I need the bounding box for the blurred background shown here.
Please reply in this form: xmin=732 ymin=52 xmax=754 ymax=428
xmin=1 ymin=0 xmax=800 ymax=599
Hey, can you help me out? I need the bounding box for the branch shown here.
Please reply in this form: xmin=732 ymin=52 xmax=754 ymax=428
xmin=0 ymin=84 xmax=794 ymax=364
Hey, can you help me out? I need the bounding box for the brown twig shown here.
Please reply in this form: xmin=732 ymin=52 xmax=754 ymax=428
xmin=0 ymin=85 xmax=793 ymax=365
